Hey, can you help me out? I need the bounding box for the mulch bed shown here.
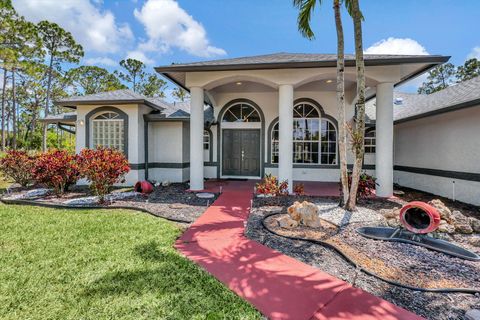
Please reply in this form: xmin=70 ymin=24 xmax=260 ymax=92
xmin=247 ymin=195 xmax=480 ymax=320
xmin=2 ymin=183 xmax=216 ymax=224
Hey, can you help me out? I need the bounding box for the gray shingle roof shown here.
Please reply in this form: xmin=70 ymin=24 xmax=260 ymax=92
xmin=157 ymin=52 xmax=448 ymax=69
xmin=56 ymin=89 xmax=146 ymax=104
xmin=366 ymin=75 xmax=480 ymax=122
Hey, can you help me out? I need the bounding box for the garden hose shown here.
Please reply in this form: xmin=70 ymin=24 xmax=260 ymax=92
xmin=260 ymin=211 xmax=480 ymax=294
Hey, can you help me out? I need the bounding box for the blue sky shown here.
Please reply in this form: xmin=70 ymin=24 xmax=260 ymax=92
xmin=12 ymin=0 xmax=480 ymax=94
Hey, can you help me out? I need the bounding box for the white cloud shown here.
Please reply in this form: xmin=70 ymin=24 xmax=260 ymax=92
xmin=467 ymin=46 xmax=480 ymax=60
xmin=126 ymin=50 xmax=155 ymax=65
xmin=84 ymin=57 xmax=117 ymax=67
xmin=13 ymin=0 xmax=133 ymax=53
xmin=365 ymin=37 xmax=429 ymax=56
xmin=133 ymin=0 xmax=226 ymax=58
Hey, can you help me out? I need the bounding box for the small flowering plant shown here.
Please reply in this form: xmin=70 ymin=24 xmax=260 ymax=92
xmin=0 ymin=150 xmax=36 ymax=187
xmin=293 ymin=183 xmax=305 ymax=196
xmin=256 ymin=174 xmax=289 ymax=196
xmin=33 ymin=149 xmax=80 ymax=195
xmin=78 ymin=148 xmax=130 ymax=202
xmin=343 ymin=171 xmax=377 ymax=200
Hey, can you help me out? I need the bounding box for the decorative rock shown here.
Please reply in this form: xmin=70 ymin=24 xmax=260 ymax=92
xmin=277 ymin=216 xmax=299 ymax=229
xmin=469 ymin=217 xmax=480 ymax=233
xmin=428 ymin=199 xmax=453 ymax=223
xmin=287 ymin=201 xmax=322 ymax=228
xmin=437 ymin=220 xmax=455 ymax=234
xmin=452 ymin=210 xmax=473 ymax=234
xmin=379 ymin=208 xmax=399 ymax=219
xmin=6 ymin=188 xmax=51 ymax=200
xmin=393 ymin=190 xmax=405 ymax=195
xmin=196 ymin=192 xmax=215 ymax=199
xmin=466 ymin=309 xmax=480 ymax=320
xmin=468 ymin=236 xmax=480 ymax=247
xmin=161 ymin=180 xmax=171 ymax=187
xmin=387 ymin=218 xmax=400 ymax=228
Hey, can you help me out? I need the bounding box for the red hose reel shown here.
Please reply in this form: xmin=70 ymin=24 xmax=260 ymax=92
xmin=399 ymin=201 xmax=441 ymax=234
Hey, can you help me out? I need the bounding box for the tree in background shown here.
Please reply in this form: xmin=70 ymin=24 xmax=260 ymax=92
xmin=66 ymin=66 xmax=126 ymax=95
xmin=456 ymin=58 xmax=480 ymax=82
xmin=293 ymin=0 xmax=350 ymax=206
xmin=37 ymin=20 xmax=84 ymax=151
xmin=137 ymin=74 xmax=167 ymax=98
xmin=172 ymin=87 xmax=190 ymax=102
xmin=116 ymin=58 xmax=145 ymax=93
xmin=0 ymin=1 xmax=42 ymax=149
xmin=418 ymin=63 xmax=456 ymax=94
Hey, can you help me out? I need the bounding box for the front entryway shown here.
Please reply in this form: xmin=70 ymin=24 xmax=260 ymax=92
xmin=222 ymin=129 xmax=260 ymax=177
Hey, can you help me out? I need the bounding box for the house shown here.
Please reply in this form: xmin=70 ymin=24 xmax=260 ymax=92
xmin=50 ymin=52 xmax=450 ymax=198
xmin=366 ymin=75 xmax=480 ymax=205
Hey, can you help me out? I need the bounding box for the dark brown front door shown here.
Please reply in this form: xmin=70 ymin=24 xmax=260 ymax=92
xmin=222 ymin=129 xmax=260 ymax=176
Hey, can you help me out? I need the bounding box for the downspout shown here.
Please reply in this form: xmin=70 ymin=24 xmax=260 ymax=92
xmin=144 ymin=120 xmax=149 ymax=181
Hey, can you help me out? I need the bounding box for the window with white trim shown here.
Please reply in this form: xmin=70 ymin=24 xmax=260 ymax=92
xmin=222 ymin=103 xmax=260 ymax=122
xmin=271 ymin=102 xmax=337 ymax=165
xmin=203 ymin=130 xmax=210 ymax=161
xmin=364 ymin=130 xmax=376 ymax=153
xmin=92 ymin=112 xmax=124 ymax=151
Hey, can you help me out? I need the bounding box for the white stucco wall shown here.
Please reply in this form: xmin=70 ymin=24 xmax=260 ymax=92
xmin=75 ymin=103 xmax=150 ymax=185
xmin=393 ymin=106 xmax=480 ymax=205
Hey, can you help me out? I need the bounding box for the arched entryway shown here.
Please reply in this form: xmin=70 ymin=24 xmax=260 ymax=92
xmin=217 ymin=99 xmax=265 ymax=178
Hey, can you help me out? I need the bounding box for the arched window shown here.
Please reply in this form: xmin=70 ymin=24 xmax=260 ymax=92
xmin=222 ymin=103 xmax=260 ymax=122
xmin=364 ymin=130 xmax=376 ymax=153
xmin=92 ymin=111 xmax=124 ymax=151
xmin=271 ymin=102 xmax=337 ymax=165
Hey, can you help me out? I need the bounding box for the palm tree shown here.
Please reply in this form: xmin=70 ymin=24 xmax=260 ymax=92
xmin=345 ymin=0 xmax=365 ymax=210
xmin=293 ymin=0 xmax=350 ymax=206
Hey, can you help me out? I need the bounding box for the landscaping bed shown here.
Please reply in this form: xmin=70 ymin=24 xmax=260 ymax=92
xmin=2 ymin=183 xmax=217 ymax=224
xmin=246 ymin=196 xmax=480 ymax=320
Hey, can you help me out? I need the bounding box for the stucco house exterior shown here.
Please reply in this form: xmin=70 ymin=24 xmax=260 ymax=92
xmin=51 ymin=52 xmax=453 ymax=199
xmin=367 ymin=75 xmax=480 ymax=205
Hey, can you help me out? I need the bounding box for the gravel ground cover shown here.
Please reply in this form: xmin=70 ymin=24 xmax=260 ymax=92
xmin=247 ymin=196 xmax=480 ymax=320
xmin=2 ymin=183 xmax=216 ymax=224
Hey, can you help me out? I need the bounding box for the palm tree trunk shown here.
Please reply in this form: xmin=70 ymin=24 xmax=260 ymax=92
xmin=334 ymin=0 xmax=349 ymax=206
xmin=11 ymin=68 xmax=17 ymax=150
xmin=346 ymin=0 xmax=366 ymax=210
xmin=43 ymin=54 xmax=54 ymax=151
xmin=1 ymin=68 xmax=7 ymax=151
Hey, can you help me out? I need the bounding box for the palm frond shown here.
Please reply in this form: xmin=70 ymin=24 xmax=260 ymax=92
xmin=293 ymin=0 xmax=320 ymax=40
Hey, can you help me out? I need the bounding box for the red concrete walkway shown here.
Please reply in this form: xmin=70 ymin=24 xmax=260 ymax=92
xmin=175 ymin=180 xmax=421 ymax=320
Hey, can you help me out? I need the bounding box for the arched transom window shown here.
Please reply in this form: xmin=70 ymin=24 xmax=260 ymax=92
xmin=92 ymin=111 xmax=124 ymax=151
xmin=271 ymin=102 xmax=337 ymax=165
xmin=222 ymin=103 xmax=260 ymax=122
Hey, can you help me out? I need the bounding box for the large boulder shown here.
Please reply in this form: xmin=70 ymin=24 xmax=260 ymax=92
xmin=437 ymin=220 xmax=455 ymax=234
xmin=277 ymin=216 xmax=299 ymax=229
xmin=287 ymin=201 xmax=322 ymax=228
xmin=469 ymin=217 xmax=480 ymax=233
xmin=428 ymin=199 xmax=453 ymax=223
xmin=452 ymin=210 xmax=473 ymax=234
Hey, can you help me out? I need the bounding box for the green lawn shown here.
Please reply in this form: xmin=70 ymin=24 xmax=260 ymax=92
xmin=0 ymin=205 xmax=260 ymax=320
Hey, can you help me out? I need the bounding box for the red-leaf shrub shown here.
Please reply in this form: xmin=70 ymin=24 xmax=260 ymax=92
xmin=256 ymin=174 xmax=288 ymax=196
xmin=78 ymin=148 xmax=130 ymax=201
xmin=0 ymin=150 xmax=36 ymax=187
xmin=342 ymin=171 xmax=377 ymax=200
xmin=33 ymin=149 xmax=80 ymax=195
xmin=293 ymin=183 xmax=305 ymax=196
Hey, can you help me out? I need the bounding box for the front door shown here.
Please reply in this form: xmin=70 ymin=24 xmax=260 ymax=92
xmin=222 ymin=129 xmax=260 ymax=177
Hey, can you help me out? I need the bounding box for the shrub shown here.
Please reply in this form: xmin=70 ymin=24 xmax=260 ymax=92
xmin=33 ymin=149 xmax=80 ymax=195
xmin=343 ymin=171 xmax=377 ymax=200
xmin=256 ymin=174 xmax=288 ymax=196
xmin=0 ymin=150 xmax=36 ymax=187
xmin=293 ymin=183 xmax=305 ymax=196
xmin=78 ymin=148 xmax=130 ymax=201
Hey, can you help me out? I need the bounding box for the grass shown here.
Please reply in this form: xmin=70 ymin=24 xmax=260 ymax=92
xmin=0 ymin=205 xmax=261 ymax=320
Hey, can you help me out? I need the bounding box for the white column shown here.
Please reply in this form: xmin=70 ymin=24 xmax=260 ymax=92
xmin=278 ymin=84 xmax=294 ymax=193
xmin=189 ymin=86 xmax=204 ymax=190
xmin=375 ymin=82 xmax=394 ymax=197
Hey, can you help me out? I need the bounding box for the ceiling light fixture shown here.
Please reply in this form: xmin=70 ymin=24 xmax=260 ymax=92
xmin=236 ymin=82 xmax=242 ymax=85
xmin=326 ymin=79 xmax=333 ymax=83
